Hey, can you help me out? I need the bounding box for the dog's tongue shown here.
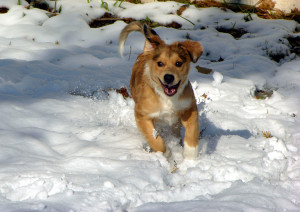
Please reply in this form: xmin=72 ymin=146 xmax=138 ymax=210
xmin=164 ymin=87 xmax=176 ymax=96
xmin=160 ymin=80 xmax=181 ymax=97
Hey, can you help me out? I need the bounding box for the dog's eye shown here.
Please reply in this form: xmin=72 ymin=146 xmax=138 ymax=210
xmin=157 ymin=61 xmax=164 ymax=67
xmin=175 ymin=61 xmax=183 ymax=67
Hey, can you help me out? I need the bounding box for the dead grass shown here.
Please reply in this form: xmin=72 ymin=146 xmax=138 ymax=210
xmin=254 ymin=89 xmax=274 ymax=99
xmin=171 ymin=160 xmax=179 ymax=173
xmin=172 ymin=0 xmax=300 ymax=24
xmin=262 ymin=130 xmax=272 ymax=138
xmin=5 ymin=0 xmax=299 ymax=27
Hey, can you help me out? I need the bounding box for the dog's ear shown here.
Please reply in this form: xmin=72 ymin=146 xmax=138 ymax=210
xmin=143 ymin=24 xmax=165 ymax=52
xmin=180 ymin=40 xmax=203 ymax=63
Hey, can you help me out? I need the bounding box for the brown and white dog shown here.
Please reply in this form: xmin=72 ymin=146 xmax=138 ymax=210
xmin=119 ymin=21 xmax=203 ymax=159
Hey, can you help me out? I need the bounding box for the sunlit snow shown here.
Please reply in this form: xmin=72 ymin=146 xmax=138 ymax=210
xmin=0 ymin=0 xmax=299 ymax=211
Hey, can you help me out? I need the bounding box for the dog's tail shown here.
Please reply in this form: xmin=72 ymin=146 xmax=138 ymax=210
xmin=119 ymin=21 xmax=144 ymax=57
xmin=118 ymin=21 xmax=164 ymax=57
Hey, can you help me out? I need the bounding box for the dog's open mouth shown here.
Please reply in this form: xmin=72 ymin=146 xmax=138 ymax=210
xmin=159 ymin=80 xmax=181 ymax=97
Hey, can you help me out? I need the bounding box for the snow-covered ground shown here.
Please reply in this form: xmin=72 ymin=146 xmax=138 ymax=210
xmin=0 ymin=0 xmax=300 ymax=211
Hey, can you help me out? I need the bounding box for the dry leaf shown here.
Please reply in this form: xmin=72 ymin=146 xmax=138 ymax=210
xmin=196 ymin=66 xmax=212 ymax=74
xmin=116 ymin=87 xmax=130 ymax=98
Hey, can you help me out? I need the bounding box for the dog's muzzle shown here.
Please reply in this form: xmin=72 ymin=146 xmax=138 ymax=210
xmin=159 ymin=78 xmax=181 ymax=97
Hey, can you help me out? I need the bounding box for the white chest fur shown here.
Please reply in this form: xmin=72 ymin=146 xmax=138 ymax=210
xmin=144 ymin=63 xmax=192 ymax=125
xmin=149 ymin=84 xmax=192 ymax=125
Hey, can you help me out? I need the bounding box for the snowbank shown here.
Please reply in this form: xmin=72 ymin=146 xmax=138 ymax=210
xmin=0 ymin=1 xmax=299 ymax=211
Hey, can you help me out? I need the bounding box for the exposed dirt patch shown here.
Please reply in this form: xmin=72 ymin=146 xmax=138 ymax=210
xmin=89 ymin=12 xmax=182 ymax=29
xmin=287 ymin=36 xmax=300 ymax=56
xmin=205 ymin=52 xmax=224 ymax=62
xmin=268 ymin=52 xmax=287 ymax=63
xmin=0 ymin=7 xmax=9 ymax=13
xmin=25 ymin=0 xmax=50 ymax=10
xmin=89 ymin=3 xmax=188 ymax=29
xmin=165 ymin=21 xmax=182 ymax=29
xmin=192 ymin=0 xmax=227 ymax=9
xmin=216 ymin=27 xmax=248 ymax=39
xmin=90 ymin=13 xmax=120 ymax=28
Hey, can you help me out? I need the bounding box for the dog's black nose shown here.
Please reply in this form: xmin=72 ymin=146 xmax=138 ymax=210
xmin=164 ymin=74 xmax=174 ymax=84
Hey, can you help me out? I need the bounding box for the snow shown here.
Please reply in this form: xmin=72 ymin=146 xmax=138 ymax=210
xmin=212 ymin=71 xmax=223 ymax=86
xmin=152 ymin=128 xmax=159 ymax=139
xmin=0 ymin=0 xmax=300 ymax=211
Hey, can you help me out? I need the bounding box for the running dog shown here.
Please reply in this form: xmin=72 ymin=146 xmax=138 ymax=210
xmin=119 ymin=21 xmax=203 ymax=159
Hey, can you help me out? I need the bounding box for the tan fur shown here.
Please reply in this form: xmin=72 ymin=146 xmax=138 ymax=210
xmin=119 ymin=21 xmax=203 ymax=159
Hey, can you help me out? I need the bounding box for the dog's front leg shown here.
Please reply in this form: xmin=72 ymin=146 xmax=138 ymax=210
xmin=180 ymin=104 xmax=199 ymax=159
xmin=135 ymin=112 xmax=167 ymax=154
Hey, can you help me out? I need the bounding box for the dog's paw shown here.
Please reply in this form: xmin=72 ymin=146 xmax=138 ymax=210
xmin=143 ymin=143 xmax=153 ymax=153
xmin=143 ymin=143 xmax=171 ymax=159
xmin=183 ymin=144 xmax=199 ymax=159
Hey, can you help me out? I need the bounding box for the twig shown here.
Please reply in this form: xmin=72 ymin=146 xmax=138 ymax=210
xmin=177 ymin=15 xmax=195 ymax=26
xmin=171 ymin=160 xmax=179 ymax=173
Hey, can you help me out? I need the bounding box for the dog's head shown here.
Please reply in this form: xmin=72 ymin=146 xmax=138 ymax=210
xmin=143 ymin=25 xmax=203 ymax=97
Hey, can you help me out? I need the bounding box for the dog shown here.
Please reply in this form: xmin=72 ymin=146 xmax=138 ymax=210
xmin=119 ymin=21 xmax=203 ymax=159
